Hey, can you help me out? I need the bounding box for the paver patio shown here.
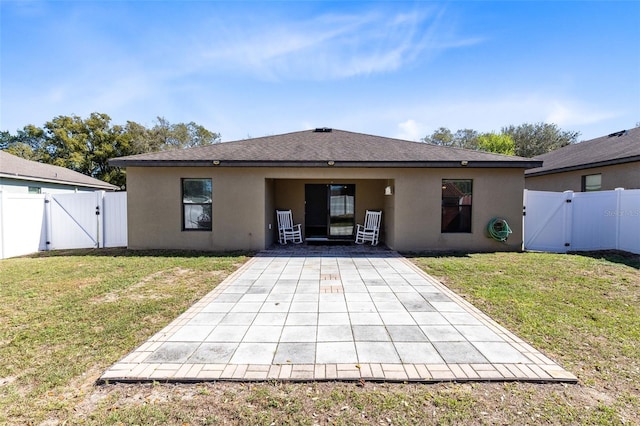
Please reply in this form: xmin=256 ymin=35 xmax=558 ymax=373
xmin=100 ymin=247 xmax=577 ymax=383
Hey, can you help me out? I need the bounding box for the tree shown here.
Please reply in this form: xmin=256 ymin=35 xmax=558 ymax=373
xmin=147 ymin=117 xmax=220 ymax=150
xmin=422 ymin=127 xmax=479 ymax=149
xmin=423 ymin=122 xmax=579 ymax=157
xmin=1 ymin=112 xmax=220 ymax=189
xmin=502 ymin=122 xmax=579 ymax=157
xmin=476 ymin=132 xmax=515 ymax=155
xmin=1 ymin=125 xmax=48 ymax=161
xmin=123 ymin=120 xmax=161 ymax=154
xmin=41 ymin=113 xmax=131 ymax=186
xmin=422 ymin=127 xmax=454 ymax=146
xmin=0 ymin=131 xmax=9 ymax=150
xmin=452 ymin=128 xmax=479 ymax=150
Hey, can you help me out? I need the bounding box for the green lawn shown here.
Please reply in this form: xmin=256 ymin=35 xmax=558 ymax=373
xmin=0 ymin=249 xmax=638 ymax=425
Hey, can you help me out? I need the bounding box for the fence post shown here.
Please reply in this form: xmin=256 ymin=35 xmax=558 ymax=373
xmin=95 ymin=191 xmax=105 ymax=248
xmin=614 ymin=188 xmax=624 ymax=251
xmin=522 ymin=189 xmax=527 ymax=251
xmin=563 ymin=190 xmax=574 ymax=251
xmin=44 ymin=193 xmax=52 ymax=251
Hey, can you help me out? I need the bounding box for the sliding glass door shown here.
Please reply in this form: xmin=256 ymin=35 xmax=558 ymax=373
xmin=328 ymin=184 xmax=355 ymax=236
xmin=305 ymin=184 xmax=355 ymax=239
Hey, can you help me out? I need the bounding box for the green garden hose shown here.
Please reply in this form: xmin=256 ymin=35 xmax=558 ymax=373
xmin=487 ymin=217 xmax=512 ymax=242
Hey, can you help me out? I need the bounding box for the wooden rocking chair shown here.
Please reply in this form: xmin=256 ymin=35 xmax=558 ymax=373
xmin=276 ymin=210 xmax=303 ymax=244
xmin=355 ymin=210 xmax=382 ymax=246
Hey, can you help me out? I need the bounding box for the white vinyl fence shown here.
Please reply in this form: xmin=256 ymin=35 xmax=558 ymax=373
xmin=0 ymin=191 xmax=127 ymax=259
xmin=524 ymin=188 xmax=640 ymax=254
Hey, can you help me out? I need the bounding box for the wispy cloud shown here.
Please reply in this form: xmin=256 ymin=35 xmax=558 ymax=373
xmin=545 ymin=101 xmax=619 ymax=127
xmin=195 ymin=6 xmax=481 ymax=80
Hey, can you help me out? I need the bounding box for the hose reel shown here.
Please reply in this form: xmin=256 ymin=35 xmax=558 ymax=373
xmin=487 ymin=217 xmax=512 ymax=242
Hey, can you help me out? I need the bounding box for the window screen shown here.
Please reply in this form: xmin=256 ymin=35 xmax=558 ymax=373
xmin=182 ymin=178 xmax=212 ymax=230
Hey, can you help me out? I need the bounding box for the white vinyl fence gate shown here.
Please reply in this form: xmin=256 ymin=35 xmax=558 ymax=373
xmin=524 ymin=188 xmax=640 ymax=255
xmin=0 ymin=191 xmax=127 ymax=259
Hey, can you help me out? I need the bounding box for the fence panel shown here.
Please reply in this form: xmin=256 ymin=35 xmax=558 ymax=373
xmin=571 ymin=191 xmax=620 ymax=251
xmin=617 ymin=190 xmax=640 ymax=254
xmin=47 ymin=192 xmax=102 ymax=250
xmin=523 ymin=190 xmax=572 ymax=253
xmin=1 ymin=190 xmax=128 ymax=259
xmin=103 ymin=192 xmax=128 ymax=247
xmin=0 ymin=192 xmax=47 ymax=259
xmin=524 ymin=189 xmax=640 ymax=254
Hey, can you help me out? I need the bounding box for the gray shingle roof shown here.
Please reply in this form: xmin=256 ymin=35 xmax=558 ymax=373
xmin=0 ymin=151 xmax=119 ymax=190
xmin=109 ymin=128 xmax=541 ymax=168
xmin=526 ymin=127 xmax=640 ymax=176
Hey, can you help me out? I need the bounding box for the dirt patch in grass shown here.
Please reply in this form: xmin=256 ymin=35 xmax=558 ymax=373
xmin=0 ymin=377 xmax=16 ymax=387
xmin=58 ymin=380 xmax=636 ymax=425
xmin=92 ymin=268 xmax=226 ymax=303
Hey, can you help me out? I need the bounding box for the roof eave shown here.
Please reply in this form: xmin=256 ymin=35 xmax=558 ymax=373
xmin=0 ymin=173 xmax=118 ymax=190
xmin=109 ymin=159 xmax=543 ymax=169
xmin=525 ymin=155 xmax=640 ymax=177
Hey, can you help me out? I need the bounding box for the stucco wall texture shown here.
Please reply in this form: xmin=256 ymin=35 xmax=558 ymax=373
xmin=125 ymin=166 xmax=526 ymax=252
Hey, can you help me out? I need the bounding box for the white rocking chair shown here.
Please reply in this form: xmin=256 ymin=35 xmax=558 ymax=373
xmin=355 ymin=210 xmax=382 ymax=246
xmin=276 ymin=210 xmax=303 ymax=244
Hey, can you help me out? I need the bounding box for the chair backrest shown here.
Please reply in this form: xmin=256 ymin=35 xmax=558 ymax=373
xmin=364 ymin=210 xmax=382 ymax=230
xmin=276 ymin=210 xmax=294 ymax=230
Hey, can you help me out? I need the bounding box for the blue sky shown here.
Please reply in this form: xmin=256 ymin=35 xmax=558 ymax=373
xmin=2 ymin=1 xmax=639 ymax=143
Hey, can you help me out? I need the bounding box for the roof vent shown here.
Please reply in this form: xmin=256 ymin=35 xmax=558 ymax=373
xmin=314 ymin=127 xmax=332 ymax=133
xmin=607 ymin=130 xmax=627 ymax=138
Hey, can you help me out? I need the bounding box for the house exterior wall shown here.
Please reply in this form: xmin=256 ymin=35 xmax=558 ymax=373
xmin=125 ymin=166 xmax=525 ymax=252
xmin=525 ymin=161 xmax=640 ymax=192
xmin=126 ymin=167 xmax=268 ymax=251
xmin=392 ymin=168 xmax=523 ymax=252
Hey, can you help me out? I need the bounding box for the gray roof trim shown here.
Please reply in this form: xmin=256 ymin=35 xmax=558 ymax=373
xmin=0 ymin=173 xmax=118 ymax=189
xmin=0 ymin=150 xmax=119 ymax=190
xmin=109 ymin=159 xmax=542 ymax=169
xmin=525 ymin=155 xmax=640 ymax=177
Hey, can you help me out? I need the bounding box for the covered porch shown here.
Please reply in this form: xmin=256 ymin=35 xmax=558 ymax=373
xmin=265 ymin=178 xmax=395 ymax=247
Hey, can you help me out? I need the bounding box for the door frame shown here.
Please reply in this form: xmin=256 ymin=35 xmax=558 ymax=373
xmin=304 ymin=183 xmax=356 ymax=240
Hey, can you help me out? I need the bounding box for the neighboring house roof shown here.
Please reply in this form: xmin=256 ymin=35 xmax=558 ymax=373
xmin=110 ymin=128 xmax=541 ymax=168
xmin=526 ymin=127 xmax=640 ymax=177
xmin=0 ymin=151 xmax=119 ymax=190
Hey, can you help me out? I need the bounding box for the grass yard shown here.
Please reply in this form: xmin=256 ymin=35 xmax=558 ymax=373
xmin=0 ymin=249 xmax=638 ymax=425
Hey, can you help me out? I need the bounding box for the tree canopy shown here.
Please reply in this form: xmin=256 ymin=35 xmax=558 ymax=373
xmin=1 ymin=113 xmax=220 ymax=189
xmin=422 ymin=122 xmax=580 ymax=157
xmin=476 ymin=132 xmax=515 ymax=155
xmin=501 ymin=122 xmax=580 ymax=157
xmin=422 ymin=127 xmax=479 ymax=150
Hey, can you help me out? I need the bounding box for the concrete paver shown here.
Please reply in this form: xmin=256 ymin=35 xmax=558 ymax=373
xmin=100 ymin=247 xmax=577 ymax=383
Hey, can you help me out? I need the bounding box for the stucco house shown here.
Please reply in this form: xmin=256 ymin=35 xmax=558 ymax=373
xmin=109 ymin=128 xmax=541 ymax=252
xmin=0 ymin=150 xmax=119 ymax=193
xmin=525 ymin=127 xmax=640 ymax=192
